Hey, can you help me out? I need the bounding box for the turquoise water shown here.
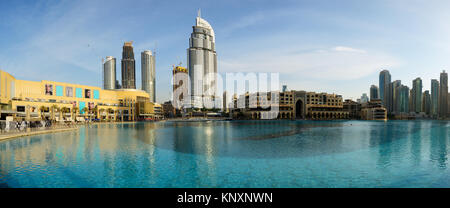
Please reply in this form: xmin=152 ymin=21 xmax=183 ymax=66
xmin=0 ymin=120 xmax=450 ymax=188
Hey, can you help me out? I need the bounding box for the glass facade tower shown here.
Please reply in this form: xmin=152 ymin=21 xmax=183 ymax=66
xmin=141 ymin=50 xmax=156 ymax=102
xmin=103 ymin=56 xmax=116 ymax=90
xmin=431 ymin=79 xmax=439 ymax=117
xmin=412 ymin=78 xmax=423 ymax=113
xmin=121 ymin=41 xmax=136 ymax=89
xmin=370 ymin=85 xmax=379 ymax=101
xmin=379 ymin=70 xmax=391 ymax=110
xmin=187 ymin=11 xmax=218 ymax=108
xmin=439 ymin=70 xmax=448 ymax=118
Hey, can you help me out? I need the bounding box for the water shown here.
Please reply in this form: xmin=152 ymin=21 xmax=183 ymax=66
xmin=0 ymin=120 xmax=449 ymax=188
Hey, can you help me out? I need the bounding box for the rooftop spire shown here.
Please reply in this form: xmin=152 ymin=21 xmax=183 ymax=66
xmin=198 ymin=8 xmax=201 ymax=18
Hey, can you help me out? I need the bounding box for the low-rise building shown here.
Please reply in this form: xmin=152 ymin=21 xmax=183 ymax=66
xmin=360 ymin=99 xmax=387 ymax=120
xmin=232 ymin=90 xmax=348 ymax=120
xmin=343 ymin=99 xmax=361 ymax=119
xmin=0 ymin=69 xmax=160 ymax=122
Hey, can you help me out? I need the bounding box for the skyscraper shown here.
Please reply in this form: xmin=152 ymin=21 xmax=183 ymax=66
xmin=411 ymin=78 xmax=422 ymax=113
xmin=360 ymin=93 xmax=369 ymax=103
xmin=409 ymin=89 xmax=414 ymax=113
xmin=431 ymin=79 xmax=439 ymax=117
xmin=422 ymin=90 xmax=431 ymax=115
xmin=390 ymin=80 xmax=401 ymax=113
xmin=188 ymin=10 xmax=218 ymax=108
xmin=370 ymin=85 xmax=379 ymax=101
xmin=121 ymin=41 xmax=136 ymax=89
xmin=172 ymin=65 xmax=188 ymax=110
xmin=141 ymin=50 xmax=156 ymax=102
xmin=103 ymin=56 xmax=116 ymax=90
xmin=379 ymin=70 xmax=391 ymax=110
xmin=396 ymin=85 xmax=409 ymax=113
xmin=440 ymin=70 xmax=448 ymax=118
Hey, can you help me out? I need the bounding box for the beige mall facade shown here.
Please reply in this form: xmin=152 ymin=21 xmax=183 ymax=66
xmin=0 ymin=70 xmax=162 ymax=121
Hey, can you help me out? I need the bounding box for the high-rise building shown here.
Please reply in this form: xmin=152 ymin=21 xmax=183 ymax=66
xmin=359 ymin=93 xmax=369 ymax=104
xmin=411 ymin=78 xmax=422 ymax=113
xmin=359 ymin=93 xmax=369 ymax=103
xmin=396 ymin=85 xmax=409 ymax=113
xmin=115 ymin=80 xmax=121 ymax=89
xmin=439 ymin=70 xmax=448 ymax=118
xmin=409 ymin=89 xmax=414 ymax=113
xmin=172 ymin=65 xmax=188 ymax=110
xmin=422 ymin=90 xmax=431 ymax=115
xmin=379 ymin=70 xmax=391 ymax=110
xmin=121 ymin=41 xmax=136 ymax=89
xmin=390 ymin=80 xmax=401 ymax=113
xmin=188 ymin=11 xmax=218 ymax=108
xmin=103 ymin=56 xmax=116 ymax=90
xmin=431 ymin=79 xmax=439 ymax=117
xmin=141 ymin=50 xmax=156 ymax=102
xmin=370 ymin=85 xmax=379 ymax=101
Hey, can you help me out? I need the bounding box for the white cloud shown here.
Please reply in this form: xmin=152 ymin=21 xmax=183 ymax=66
xmin=333 ymin=46 xmax=366 ymax=54
xmin=219 ymin=46 xmax=400 ymax=80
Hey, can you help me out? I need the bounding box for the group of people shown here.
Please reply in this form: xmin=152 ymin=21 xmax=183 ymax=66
xmin=0 ymin=120 xmax=53 ymax=133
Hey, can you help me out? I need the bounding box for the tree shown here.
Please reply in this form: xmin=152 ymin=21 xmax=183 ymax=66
xmin=82 ymin=107 xmax=89 ymax=120
xmin=39 ymin=106 xmax=47 ymax=120
xmin=99 ymin=109 xmax=105 ymax=121
xmin=51 ymin=104 xmax=59 ymax=122
xmin=61 ymin=107 xmax=69 ymax=120
xmin=72 ymin=107 xmax=79 ymax=122
xmin=93 ymin=105 xmax=99 ymax=120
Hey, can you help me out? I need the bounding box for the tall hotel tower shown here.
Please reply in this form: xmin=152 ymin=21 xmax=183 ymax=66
xmin=141 ymin=50 xmax=156 ymax=102
xmin=187 ymin=10 xmax=218 ymax=108
xmin=121 ymin=41 xmax=136 ymax=89
xmin=103 ymin=56 xmax=116 ymax=90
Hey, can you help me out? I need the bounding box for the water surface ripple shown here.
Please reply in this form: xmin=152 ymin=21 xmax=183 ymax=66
xmin=0 ymin=120 xmax=449 ymax=187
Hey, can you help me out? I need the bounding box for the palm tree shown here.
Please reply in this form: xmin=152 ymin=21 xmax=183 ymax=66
xmin=51 ymin=104 xmax=59 ymax=122
xmin=99 ymin=109 xmax=105 ymax=121
xmin=82 ymin=107 xmax=89 ymax=120
xmin=106 ymin=108 xmax=113 ymax=121
xmin=72 ymin=107 xmax=79 ymax=122
xmin=39 ymin=106 xmax=47 ymax=120
xmin=93 ymin=105 xmax=99 ymax=120
xmin=61 ymin=107 xmax=69 ymax=120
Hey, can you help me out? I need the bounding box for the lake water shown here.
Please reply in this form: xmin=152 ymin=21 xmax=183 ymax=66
xmin=1 ymin=120 xmax=450 ymax=188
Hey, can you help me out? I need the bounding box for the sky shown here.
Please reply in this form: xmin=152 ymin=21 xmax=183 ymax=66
xmin=1 ymin=0 xmax=450 ymax=102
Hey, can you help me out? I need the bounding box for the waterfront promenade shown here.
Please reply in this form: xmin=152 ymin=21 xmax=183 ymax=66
xmin=0 ymin=125 xmax=79 ymax=141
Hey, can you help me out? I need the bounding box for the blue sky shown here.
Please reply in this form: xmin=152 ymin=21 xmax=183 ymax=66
xmin=1 ymin=0 xmax=450 ymax=102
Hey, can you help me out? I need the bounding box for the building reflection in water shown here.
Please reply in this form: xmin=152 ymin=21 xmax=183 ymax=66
xmin=3 ymin=120 xmax=450 ymax=187
xmin=429 ymin=121 xmax=448 ymax=169
xmin=410 ymin=121 xmax=423 ymax=167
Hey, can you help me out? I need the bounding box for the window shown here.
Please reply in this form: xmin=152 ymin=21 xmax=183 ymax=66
xmin=66 ymin=87 xmax=73 ymax=97
xmin=79 ymin=102 xmax=86 ymax=114
xmin=17 ymin=106 xmax=25 ymax=112
xmin=76 ymin=88 xmax=83 ymax=98
xmin=93 ymin=90 xmax=100 ymax=99
xmin=56 ymin=86 xmax=64 ymax=96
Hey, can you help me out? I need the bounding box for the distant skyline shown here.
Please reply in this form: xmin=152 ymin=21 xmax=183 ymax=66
xmin=2 ymin=0 xmax=450 ymax=102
